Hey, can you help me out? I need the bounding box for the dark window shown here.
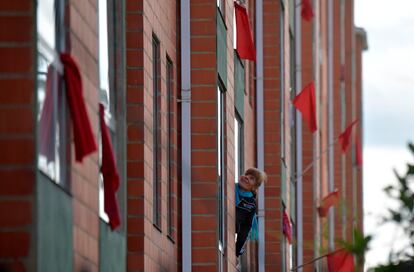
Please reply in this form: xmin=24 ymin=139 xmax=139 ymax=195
xmin=217 ymin=85 xmax=226 ymax=259
xmin=167 ymin=58 xmax=174 ymax=238
xmin=153 ymin=35 xmax=162 ymax=228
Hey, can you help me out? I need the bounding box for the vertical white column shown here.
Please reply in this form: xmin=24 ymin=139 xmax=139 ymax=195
xmin=181 ymin=0 xmax=192 ymax=270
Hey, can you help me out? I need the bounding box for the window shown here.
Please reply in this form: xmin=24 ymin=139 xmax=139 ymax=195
xmin=234 ymin=114 xmax=244 ymax=184
xmin=153 ymin=35 xmax=162 ymax=228
xmin=217 ymin=85 xmax=226 ymax=258
xmin=98 ymin=0 xmax=118 ymax=222
xmin=37 ymin=0 xmax=67 ymax=185
xmin=289 ymin=27 xmax=298 ymax=271
xmin=167 ymin=58 xmax=174 ymax=238
xmin=217 ymin=0 xmax=225 ymax=17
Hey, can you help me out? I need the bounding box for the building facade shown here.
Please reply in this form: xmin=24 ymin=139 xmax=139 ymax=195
xmin=0 ymin=0 xmax=367 ymax=271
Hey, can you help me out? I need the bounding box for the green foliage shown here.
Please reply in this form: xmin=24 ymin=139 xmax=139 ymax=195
xmin=367 ymin=143 xmax=414 ymax=270
xmin=339 ymin=229 xmax=371 ymax=271
xmin=343 ymin=143 xmax=414 ymax=271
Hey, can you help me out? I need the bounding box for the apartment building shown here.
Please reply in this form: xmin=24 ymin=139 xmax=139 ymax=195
xmin=0 ymin=0 xmax=366 ymax=271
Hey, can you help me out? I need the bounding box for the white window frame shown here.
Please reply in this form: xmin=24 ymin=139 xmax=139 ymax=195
xmin=37 ymin=0 xmax=67 ymax=185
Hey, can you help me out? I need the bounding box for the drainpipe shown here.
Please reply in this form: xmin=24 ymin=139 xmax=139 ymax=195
xmin=328 ymin=0 xmax=335 ymax=250
xmin=180 ymin=0 xmax=191 ymax=271
xmin=255 ymin=0 xmax=265 ymax=271
xmin=295 ymin=0 xmax=303 ymax=271
xmin=312 ymin=0 xmax=320 ymax=265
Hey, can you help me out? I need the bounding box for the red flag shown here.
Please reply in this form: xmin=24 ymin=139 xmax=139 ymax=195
xmin=234 ymin=2 xmax=256 ymax=61
xmin=355 ymin=136 xmax=363 ymax=167
xmin=99 ymin=104 xmax=121 ymax=230
xmin=338 ymin=120 xmax=358 ymax=154
xmin=327 ymin=249 xmax=355 ymax=272
xmin=317 ymin=190 xmax=339 ymax=217
xmin=301 ymin=0 xmax=314 ymax=21
xmin=293 ymin=82 xmax=317 ymax=133
xmin=60 ymin=53 xmax=97 ymax=162
xmin=282 ymin=210 xmax=293 ymax=243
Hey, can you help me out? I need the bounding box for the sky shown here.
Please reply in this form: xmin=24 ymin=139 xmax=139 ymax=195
xmin=354 ymin=0 xmax=414 ymax=269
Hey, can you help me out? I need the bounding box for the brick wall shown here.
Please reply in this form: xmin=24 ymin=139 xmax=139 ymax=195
xmin=355 ymin=30 xmax=364 ymax=234
xmin=67 ymin=0 xmax=101 ymax=271
xmin=301 ymin=10 xmax=317 ymax=271
xmin=263 ymin=0 xmax=283 ymax=270
xmin=0 ymin=1 xmax=36 ymax=271
xmin=332 ymin=0 xmax=344 ymax=246
xmin=125 ymin=0 xmax=179 ymax=270
xmin=190 ymin=0 xmax=220 ymax=270
xmin=344 ymin=0 xmax=355 ymax=241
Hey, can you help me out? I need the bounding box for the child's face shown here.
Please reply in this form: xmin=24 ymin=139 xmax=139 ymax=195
xmin=238 ymin=174 xmax=257 ymax=192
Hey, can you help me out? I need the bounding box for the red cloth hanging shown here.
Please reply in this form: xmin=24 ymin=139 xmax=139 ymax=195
xmin=317 ymin=189 xmax=339 ymax=217
xmin=338 ymin=120 xmax=358 ymax=154
xmin=99 ymin=103 xmax=121 ymax=230
xmin=282 ymin=210 xmax=293 ymax=243
xmin=234 ymin=2 xmax=256 ymax=61
xmin=327 ymin=249 xmax=355 ymax=272
xmin=355 ymin=136 xmax=363 ymax=167
xmin=39 ymin=65 xmax=57 ymax=161
xmin=301 ymin=0 xmax=314 ymax=21
xmin=60 ymin=53 xmax=97 ymax=162
xmin=293 ymin=81 xmax=317 ymax=133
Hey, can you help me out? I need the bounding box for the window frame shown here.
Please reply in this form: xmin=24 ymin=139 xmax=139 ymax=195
xmin=36 ymin=0 xmax=68 ymax=187
xmin=217 ymin=84 xmax=226 ymax=260
xmin=217 ymin=0 xmax=225 ymax=18
xmin=166 ymin=57 xmax=175 ymax=239
xmin=98 ymin=0 xmax=120 ymax=224
xmin=152 ymin=35 xmax=162 ymax=230
xmin=234 ymin=113 xmax=244 ymax=184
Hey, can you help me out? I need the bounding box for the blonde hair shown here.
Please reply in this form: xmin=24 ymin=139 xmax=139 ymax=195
xmin=244 ymin=167 xmax=267 ymax=192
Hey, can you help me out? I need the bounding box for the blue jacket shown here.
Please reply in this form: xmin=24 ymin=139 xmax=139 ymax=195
xmin=235 ymin=184 xmax=258 ymax=256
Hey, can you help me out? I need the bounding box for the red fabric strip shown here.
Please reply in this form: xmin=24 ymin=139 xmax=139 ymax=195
xmin=234 ymin=2 xmax=256 ymax=61
xmin=283 ymin=210 xmax=293 ymax=243
xmin=317 ymin=190 xmax=339 ymax=217
xmin=99 ymin=103 xmax=121 ymax=230
xmin=356 ymin=136 xmax=363 ymax=167
xmin=60 ymin=53 xmax=97 ymax=162
xmin=293 ymin=81 xmax=317 ymax=133
xmin=301 ymin=0 xmax=314 ymax=21
xmin=338 ymin=120 xmax=358 ymax=154
xmin=327 ymin=249 xmax=355 ymax=272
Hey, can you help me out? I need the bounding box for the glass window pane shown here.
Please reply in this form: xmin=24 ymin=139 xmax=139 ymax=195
xmin=37 ymin=0 xmax=56 ymax=50
xmin=37 ymin=0 xmax=66 ymax=185
xmin=99 ymin=0 xmax=110 ymax=106
xmin=167 ymin=59 xmax=174 ymax=237
xmin=152 ymin=36 xmax=161 ymax=228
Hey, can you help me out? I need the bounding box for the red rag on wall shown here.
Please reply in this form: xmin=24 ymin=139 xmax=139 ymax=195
xmin=234 ymin=2 xmax=256 ymax=61
xmin=282 ymin=210 xmax=293 ymax=243
xmin=317 ymin=190 xmax=339 ymax=217
xmin=327 ymin=249 xmax=355 ymax=272
xmin=99 ymin=103 xmax=121 ymax=230
xmin=338 ymin=120 xmax=358 ymax=154
xmin=355 ymin=136 xmax=363 ymax=167
xmin=60 ymin=53 xmax=97 ymax=162
xmin=301 ymin=0 xmax=314 ymax=21
xmin=293 ymin=81 xmax=317 ymax=133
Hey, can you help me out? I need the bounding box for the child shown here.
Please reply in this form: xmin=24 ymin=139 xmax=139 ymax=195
xmin=235 ymin=167 xmax=267 ymax=257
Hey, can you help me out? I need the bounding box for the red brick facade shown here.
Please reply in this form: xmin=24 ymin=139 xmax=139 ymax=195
xmin=0 ymin=0 xmax=366 ymax=271
xmin=0 ymin=1 xmax=36 ymax=271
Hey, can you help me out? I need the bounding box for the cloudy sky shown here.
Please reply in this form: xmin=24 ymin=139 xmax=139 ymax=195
xmin=354 ymin=0 xmax=414 ymax=269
